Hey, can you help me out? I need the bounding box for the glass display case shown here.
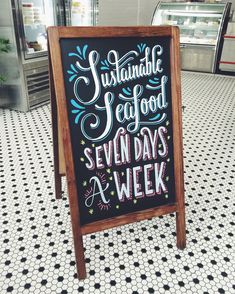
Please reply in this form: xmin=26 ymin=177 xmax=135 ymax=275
xmin=70 ymin=0 xmax=98 ymax=26
xmin=0 ymin=0 xmax=99 ymax=111
xmin=152 ymin=2 xmax=231 ymax=73
xmin=21 ymin=0 xmax=56 ymax=59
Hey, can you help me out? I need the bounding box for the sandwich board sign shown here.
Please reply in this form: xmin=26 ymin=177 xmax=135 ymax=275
xmin=48 ymin=26 xmax=186 ymax=279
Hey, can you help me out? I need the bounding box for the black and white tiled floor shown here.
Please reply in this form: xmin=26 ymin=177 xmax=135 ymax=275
xmin=0 ymin=71 xmax=235 ymax=294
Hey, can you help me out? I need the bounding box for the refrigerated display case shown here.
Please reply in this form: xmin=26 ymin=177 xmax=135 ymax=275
xmin=70 ymin=0 xmax=98 ymax=26
xmin=0 ymin=0 xmax=98 ymax=111
xmin=152 ymin=2 xmax=231 ymax=73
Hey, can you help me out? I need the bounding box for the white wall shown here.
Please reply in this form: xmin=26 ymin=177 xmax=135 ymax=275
xmin=98 ymin=0 xmax=162 ymax=25
xmin=98 ymin=0 xmax=139 ymax=25
xmin=138 ymin=0 xmax=159 ymax=25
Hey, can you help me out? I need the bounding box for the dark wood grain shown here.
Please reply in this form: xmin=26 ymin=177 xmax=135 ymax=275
xmin=81 ymin=204 xmax=177 ymax=235
xmin=48 ymin=45 xmax=62 ymax=200
xmin=56 ymin=26 xmax=173 ymax=38
xmin=48 ymin=27 xmax=86 ymax=279
xmin=170 ymin=27 xmax=186 ymax=249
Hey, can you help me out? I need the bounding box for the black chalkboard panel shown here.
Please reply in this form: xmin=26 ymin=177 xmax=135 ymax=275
xmin=60 ymin=36 xmax=175 ymax=226
xmin=48 ymin=26 xmax=186 ymax=280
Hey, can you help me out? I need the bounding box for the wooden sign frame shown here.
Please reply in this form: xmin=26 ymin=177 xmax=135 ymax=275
xmin=48 ymin=26 xmax=186 ymax=280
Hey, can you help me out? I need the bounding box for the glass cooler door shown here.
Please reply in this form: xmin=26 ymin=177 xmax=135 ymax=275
xmin=19 ymin=0 xmax=57 ymax=59
xmin=70 ymin=0 xmax=98 ymax=26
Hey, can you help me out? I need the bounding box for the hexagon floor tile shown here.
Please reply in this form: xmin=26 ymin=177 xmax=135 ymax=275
xmin=0 ymin=72 xmax=235 ymax=294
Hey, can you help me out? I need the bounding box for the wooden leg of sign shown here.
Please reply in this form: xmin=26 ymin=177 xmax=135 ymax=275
xmin=68 ymin=194 xmax=86 ymax=279
xmin=48 ymin=32 xmax=85 ymax=278
xmin=74 ymin=235 xmax=86 ymax=280
xmin=176 ymin=208 xmax=186 ymax=250
xmin=54 ymin=174 xmax=63 ymax=200
xmin=51 ymin=102 xmax=63 ymax=200
xmin=49 ymin=55 xmax=63 ymax=200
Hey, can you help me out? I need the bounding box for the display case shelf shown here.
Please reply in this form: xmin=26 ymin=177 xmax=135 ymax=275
xmin=178 ymin=25 xmax=218 ymax=31
xmin=163 ymin=12 xmax=222 ymax=18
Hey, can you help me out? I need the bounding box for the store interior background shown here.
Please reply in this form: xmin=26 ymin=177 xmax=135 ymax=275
xmin=99 ymin=0 xmax=234 ymax=25
xmin=0 ymin=1 xmax=235 ymax=294
xmin=1 ymin=0 xmax=235 ymax=111
xmin=98 ymin=0 xmax=234 ymax=26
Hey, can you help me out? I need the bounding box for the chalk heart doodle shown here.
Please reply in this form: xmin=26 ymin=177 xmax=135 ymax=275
xmin=68 ymin=43 xmax=168 ymax=142
xmin=67 ymin=42 xmax=171 ymax=214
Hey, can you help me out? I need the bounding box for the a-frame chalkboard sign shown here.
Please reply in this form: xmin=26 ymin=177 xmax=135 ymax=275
xmin=48 ymin=26 xmax=186 ymax=280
